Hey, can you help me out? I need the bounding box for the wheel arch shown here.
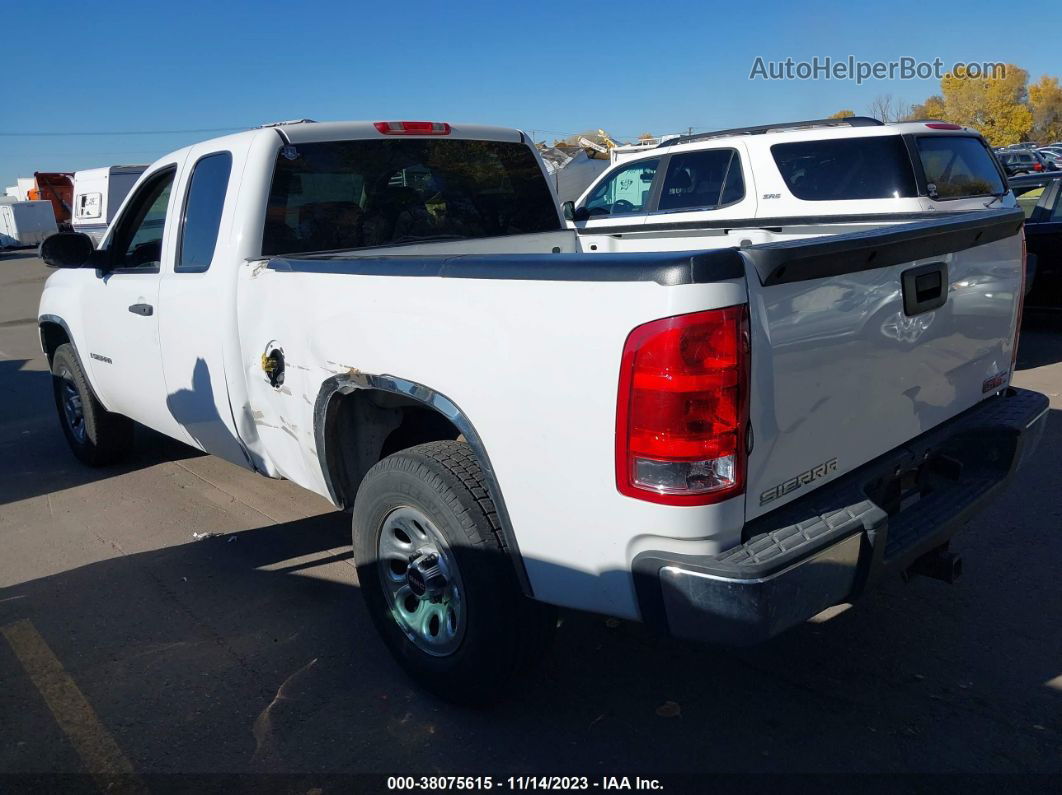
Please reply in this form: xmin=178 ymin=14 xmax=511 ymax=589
xmin=314 ymin=372 xmax=532 ymax=595
xmin=38 ymin=313 xmax=75 ymax=364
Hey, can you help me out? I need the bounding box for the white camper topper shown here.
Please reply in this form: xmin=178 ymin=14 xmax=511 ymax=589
xmin=0 ymin=201 xmax=58 ymax=247
xmin=72 ymin=165 xmax=147 ymax=243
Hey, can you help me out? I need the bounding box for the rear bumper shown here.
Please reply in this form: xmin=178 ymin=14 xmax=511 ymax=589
xmin=632 ymin=387 xmax=1049 ymax=646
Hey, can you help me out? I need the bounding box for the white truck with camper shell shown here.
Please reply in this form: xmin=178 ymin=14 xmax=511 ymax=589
xmin=569 ymin=116 xmax=1020 ymax=240
xmin=37 ymin=117 xmax=1046 ymax=703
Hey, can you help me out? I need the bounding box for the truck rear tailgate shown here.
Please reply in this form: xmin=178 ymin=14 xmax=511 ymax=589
xmin=741 ymin=209 xmax=1026 ymax=521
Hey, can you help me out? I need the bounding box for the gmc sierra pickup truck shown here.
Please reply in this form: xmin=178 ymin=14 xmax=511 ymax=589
xmin=37 ymin=118 xmax=1047 ymax=703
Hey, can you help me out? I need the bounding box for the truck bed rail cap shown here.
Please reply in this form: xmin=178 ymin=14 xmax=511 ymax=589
xmin=744 ymin=208 xmax=1026 ymax=286
xmin=267 ymin=248 xmax=747 ymax=286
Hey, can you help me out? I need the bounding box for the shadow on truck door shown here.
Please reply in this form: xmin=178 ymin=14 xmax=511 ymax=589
xmin=165 ymin=356 xmax=250 ymax=467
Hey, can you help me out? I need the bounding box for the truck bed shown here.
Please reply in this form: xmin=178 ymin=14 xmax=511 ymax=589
xmin=263 ymin=207 xmax=1026 ymax=532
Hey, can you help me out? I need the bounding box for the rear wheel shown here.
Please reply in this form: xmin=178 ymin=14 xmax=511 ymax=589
xmin=352 ymin=440 xmax=555 ymax=704
xmin=51 ymin=343 xmax=133 ymax=466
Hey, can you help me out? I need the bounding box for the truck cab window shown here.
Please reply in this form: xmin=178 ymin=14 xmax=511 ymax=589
xmin=261 ymin=139 xmax=559 ymax=256
xmin=583 ymin=159 xmax=658 ymax=216
xmin=111 ymin=169 xmax=175 ymax=270
xmin=177 ymin=152 xmax=233 ymax=273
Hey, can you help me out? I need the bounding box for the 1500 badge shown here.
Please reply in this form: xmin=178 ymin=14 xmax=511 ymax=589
xmin=760 ymin=458 xmax=838 ymax=506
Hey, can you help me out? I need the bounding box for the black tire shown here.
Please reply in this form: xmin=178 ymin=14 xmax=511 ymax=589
xmin=51 ymin=343 xmax=134 ymax=466
xmin=352 ymin=440 xmax=556 ymax=704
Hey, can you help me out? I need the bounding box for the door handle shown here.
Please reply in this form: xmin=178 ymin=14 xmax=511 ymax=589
xmin=128 ymin=303 xmax=154 ymax=316
xmin=901 ymin=262 xmax=948 ymax=316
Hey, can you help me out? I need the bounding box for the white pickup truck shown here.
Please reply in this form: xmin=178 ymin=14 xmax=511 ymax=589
xmin=38 ymin=118 xmax=1047 ymax=703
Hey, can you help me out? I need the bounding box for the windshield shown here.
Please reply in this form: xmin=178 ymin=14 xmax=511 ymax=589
xmin=916 ymin=136 xmax=1005 ymax=199
xmin=262 ymin=138 xmax=559 ymax=255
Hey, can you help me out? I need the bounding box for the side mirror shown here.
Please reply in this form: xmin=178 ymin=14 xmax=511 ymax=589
xmin=562 ymin=201 xmax=591 ymax=223
xmin=40 ymin=232 xmax=95 ymax=269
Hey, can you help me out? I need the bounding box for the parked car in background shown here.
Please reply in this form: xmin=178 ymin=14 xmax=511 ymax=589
xmin=1038 ymin=148 xmax=1062 ymax=167
xmin=996 ymin=148 xmax=1056 ymax=176
xmin=1009 ymin=172 xmax=1062 ymax=309
xmin=569 ymin=118 xmax=1016 ymax=241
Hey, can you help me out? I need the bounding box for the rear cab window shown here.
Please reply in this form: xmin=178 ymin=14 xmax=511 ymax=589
xmin=915 ymin=136 xmax=1005 ymax=199
xmin=177 ymin=152 xmax=232 ymax=272
xmin=262 ymin=138 xmax=559 ymax=256
xmin=771 ymin=135 xmax=917 ymax=201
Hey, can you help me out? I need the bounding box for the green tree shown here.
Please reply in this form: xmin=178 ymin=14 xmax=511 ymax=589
xmin=828 ymin=109 xmax=855 ymax=119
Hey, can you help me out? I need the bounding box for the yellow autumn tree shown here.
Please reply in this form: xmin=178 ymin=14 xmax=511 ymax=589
xmin=1029 ymin=75 xmax=1062 ymax=143
xmin=828 ymin=109 xmax=855 ymax=119
xmin=908 ymin=95 xmax=946 ymax=120
xmin=938 ymin=64 xmax=1032 ymax=145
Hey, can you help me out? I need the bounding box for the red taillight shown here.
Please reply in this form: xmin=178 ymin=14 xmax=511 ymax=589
xmin=1033 ymin=162 xmax=1044 ymax=171
xmin=925 ymin=122 xmax=963 ymax=130
xmin=616 ymin=306 xmax=750 ymax=506
xmin=373 ymin=121 xmax=451 ymax=136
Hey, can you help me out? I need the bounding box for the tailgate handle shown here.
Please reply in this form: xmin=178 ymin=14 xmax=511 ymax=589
xmin=901 ymin=262 xmax=948 ymax=316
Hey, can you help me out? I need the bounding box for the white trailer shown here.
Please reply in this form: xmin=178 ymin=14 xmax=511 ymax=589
xmin=72 ymin=165 xmax=147 ymax=244
xmin=0 ymin=200 xmax=58 ymax=247
xmin=15 ymin=177 xmax=35 ymax=202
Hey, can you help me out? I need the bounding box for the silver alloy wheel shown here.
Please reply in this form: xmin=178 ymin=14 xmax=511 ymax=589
xmin=376 ymin=505 xmax=466 ymax=656
xmin=58 ymin=367 xmax=86 ymax=444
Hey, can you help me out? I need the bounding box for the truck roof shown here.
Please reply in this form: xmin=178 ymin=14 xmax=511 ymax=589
xmin=272 ymin=120 xmax=526 ymax=145
xmin=143 ymin=120 xmax=530 ymax=172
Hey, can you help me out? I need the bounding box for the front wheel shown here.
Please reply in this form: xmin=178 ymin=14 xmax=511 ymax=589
xmin=51 ymin=343 xmax=133 ymax=466
xmin=352 ymin=440 xmax=555 ymax=704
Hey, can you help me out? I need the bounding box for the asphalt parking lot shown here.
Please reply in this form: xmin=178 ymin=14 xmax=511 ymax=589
xmin=1 ymin=251 xmax=1061 ymax=784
